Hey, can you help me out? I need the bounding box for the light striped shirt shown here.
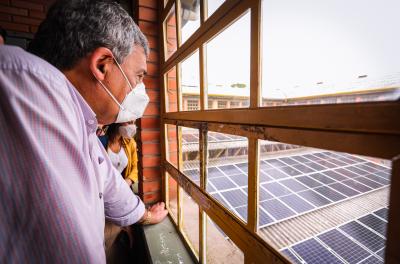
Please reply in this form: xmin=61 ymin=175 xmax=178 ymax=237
xmin=0 ymin=45 xmax=145 ymax=263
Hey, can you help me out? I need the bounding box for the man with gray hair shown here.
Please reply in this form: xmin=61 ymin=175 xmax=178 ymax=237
xmin=0 ymin=0 xmax=167 ymax=263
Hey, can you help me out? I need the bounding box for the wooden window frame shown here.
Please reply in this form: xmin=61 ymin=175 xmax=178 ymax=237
xmin=159 ymin=0 xmax=400 ymax=263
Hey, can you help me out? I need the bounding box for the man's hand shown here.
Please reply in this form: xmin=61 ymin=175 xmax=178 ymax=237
xmin=140 ymin=202 xmax=168 ymax=225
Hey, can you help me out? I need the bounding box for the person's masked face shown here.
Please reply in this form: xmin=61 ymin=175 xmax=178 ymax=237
xmin=95 ymin=56 xmax=149 ymax=123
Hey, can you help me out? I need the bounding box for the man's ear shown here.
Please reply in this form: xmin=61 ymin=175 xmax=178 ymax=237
xmin=89 ymin=47 xmax=114 ymax=81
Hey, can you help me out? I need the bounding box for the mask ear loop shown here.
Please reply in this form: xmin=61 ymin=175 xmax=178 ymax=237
xmin=94 ymin=76 xmax=126 ymax=111
xmin=113 ymin=57 xmax=135 ymax=93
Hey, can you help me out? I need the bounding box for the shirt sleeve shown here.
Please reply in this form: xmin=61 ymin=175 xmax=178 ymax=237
xmin=98 ymin=139 xmax=145 ymax=226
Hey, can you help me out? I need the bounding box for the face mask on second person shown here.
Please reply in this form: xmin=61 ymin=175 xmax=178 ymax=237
xmin=95 ymin=55 xmax=150 ymax=123
xmin=119 ymin=124 xmax=136 ymax=139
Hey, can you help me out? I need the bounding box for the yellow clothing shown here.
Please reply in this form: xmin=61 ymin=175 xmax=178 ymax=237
xmin=121 ymin=138 xmax=138 ymax=183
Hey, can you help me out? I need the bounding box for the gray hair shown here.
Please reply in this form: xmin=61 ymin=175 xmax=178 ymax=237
xmin=28 ymin=0 xmax=149 ymax=70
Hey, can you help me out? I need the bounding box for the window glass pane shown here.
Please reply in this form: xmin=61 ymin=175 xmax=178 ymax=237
xmin=181 ymin=127 xmax=200 ymax=186
xmin=165 ymin=4 xmax=177 ymax=60
xmin=167 ymin=173 xmax=178 ymax=222
xmin=207 ymin=131 xmax=248 ymax=222
xmin=261 ymin=0 xmax=400 ymax=106
xmin=166 ymin=66 xmax=178 ymax=112
xmin=180 ymin=0 xmax=200 ymax=44
xmin=206 ymin=11 xmax=250 ymax=109
xmin=181 ymin=189 xmax=200 ymax=259
xmin=257 ymin=140 xmax=391 ymax=263
xmin=166 ymin=124 xmax=178 ymax=168
xmin=207 ymin=0 xmax=225 ymax=18
xmin=206 ymin=215 xmax=244 ymax=263
xmin=181 ymin=51 xmax=200 ymax=111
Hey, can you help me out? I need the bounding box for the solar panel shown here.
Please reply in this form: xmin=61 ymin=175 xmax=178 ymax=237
xmin=292 ymin=163 xmax=316 ymax=174
xmin=234 ymin=206 xmax=247 ymax=221
xmin=324 ymin=170 xmax=348 ymax=181
xmin=278 ymin=165 xmax=303 ymax=176
xmin=259 ymin=208 xmax=274 ymax=226
xmin=260 ymin=199 xmax=296 ymax=221
xmin=281 ymin=249 xmax=302 ymax=264
xmin=317 ymin=229 xmax=370 ymax=263
xmin=183 ymin=169 xmax=200 ymax=181
xmin=373 ymin=208 xmax=388 ymax=221
xmin=375 ymin=170 xmax=390 ymax=180
xmin=335 ymin=168 xmax=360 ymax=178
xmin=354 ymin=176 xmax=383 ymax=189
xmin=280 ymin=157 xmax=299 ymax=166
xmin=376 ymin=248 xmax=385 ymax=259
xmin=305 ymin=161 xmax=326 ymax=171
xmin=297 ymin=189 xmax=331 ymax=207
xmin=291 ymin=155 xmax=310 ymax=163
xmin=314 ymin=186 xmax=346 ymax=202
xmin=292 ymin=238 xmax=343 ymax=264
xmin=280 ymin=178 xmax=308 ymax=192
xmin=207 ymin=167 xmax=225 ymax=178
xmin=259 ymin=186 xmax=274 ymax=201
xmin=265 ymin=159 xmax=287 ymax=168
xmin=315 ymin=159 xmax=337 ymax=169
xmin=259 ymin=171 xmax=274 ymax=183
xmin=327 ymin=158 xmax=347 ymax=167
xmin=236 ymin=162 xmax=248 ymax=173
xmin=220 ymin=189 xmax=247 ymax=208
xmin=262 ymin=182 xmax=292 ymax=197
xmin=206 ymin=182 xmax=216 ymax=193
xmin=280 ymin=194 xmax=315 ymax=214
xmin=219 ymin=164 xmax=242 ymax=176
xmin=342 ymin=179 xmax=372 ymax=193
xmin=262 ymin=168 xmax=288 ymax=180
xmin=212 ymin=193 xmax=230 ymax=209
xmin=328 ymin=182 xmax=360 ymax=197
xmin=296 ymin=176 xmax=323 ymax=188
xmin=339 ymin=221 xmax=386 ymax=253
xmin=346 ymin=165 xmax=369 ymax=176
xmin=358 ymin=214 xmax=387 ymax=237
xmin=229 ymin=173 xmax=248 ymax=187
xmin=310 ymin=172 xmax=336 ymax=184
xmin=359 ymin=256 xmax=383 ymax=264
xmin=364 ymin=174 xmax=390 ymax=185
xmin=209 ymin=176 xmax=236 ymax=190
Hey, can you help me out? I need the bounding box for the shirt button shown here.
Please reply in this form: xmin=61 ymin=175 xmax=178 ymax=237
xmin=88 ymin=119 xmax=95 ymax=125
xmin=99 ymin=192 xmax=103 ymax=199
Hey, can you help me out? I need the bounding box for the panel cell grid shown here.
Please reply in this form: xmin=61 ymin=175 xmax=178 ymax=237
xmin=209 ymin=176 xmax=236 ymax=190
xmin=220 ymin=189 xmax=247 ymax=208
xmin=292 ymin=238 xmax=343 ymax=264
xmin=317 ymin=229 xmax=370 ymax=264
xmin=328 ymin=182 xmax=360 ymax=197
xmin=260 ymin=199 xmax=296 ymax=221
xmin=314 ymin=186 xmax=346 ymax=202
xmin=373 ymin=208 xmax=388 ymax=221
xmin=297 ymin=189 xmax=331 ymax=207
xmin=339 ymin=221 xmax=386 ymax=253
xmin=358 ymin=214 xmax=387 ymax=237
xmin=280 ymin=194 xmax=315 ymax=214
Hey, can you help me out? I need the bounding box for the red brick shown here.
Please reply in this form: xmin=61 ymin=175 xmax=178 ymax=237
xmin=13 ymin=15 xmax=41 ymax=25
xmin=146 ymin=89 xmax=160 ymax=102
xmin=139 ymin=20 xmax=158 ymax=36
xmin=0 ymin=0 xmax=10 ymax=6
xmin=0 ymin=21 xmax=29 ymax=32
xmin=142 ymin=191 xmax=161 ymax=204
xmin=144 ymin=77 xmax=159 ymax=89
xmin=139 ymin=0 xmax=158 ymax=9
xmin=11 ymin=0 xmax=43 ymax=11
xmin=139 ymin=6 xmax=157 ymax=22
xmin=140 ymin=131 xmax=160 ymax=142
xmin=143 ymin=179 xmax=161 ymax=193
xmin=29 ymin=9 xmax=45 ymax=19
xmin=147 ymin=50 xmax=158 ymax=63
xmin=142 ymin=142 xmax=160 ymax=155
xmin=143 ymin=167 xmax=161 ymax=181
xmin=0 ymin=5 xmax=27 ymax=16
xmin=139 ymin=117 xmax=159 ymax=129
xmin=147 ymin=35 xmax=158 ymax=49
xmin=141 ymin=155 xmax=161 ymax=167
xmin=146 ymin=62 xmax=159 ymax=76
xmin=0 ymin=13 xmax=11 ymax=21
xmin=143 ymin=102 xmax=159 ymax=116
xmin=30 ymin=25 xmax=38 ymax=33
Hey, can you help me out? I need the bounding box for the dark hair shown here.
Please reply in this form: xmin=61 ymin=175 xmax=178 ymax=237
xmin=0 ymin=26 xmax=6 ymax=42
xmin=105 ymin=123 xmax=123 ymax=144
xmin=28 ymin=0 xmax=149 ymax=70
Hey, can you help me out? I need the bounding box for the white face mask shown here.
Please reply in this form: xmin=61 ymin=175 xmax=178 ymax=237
xmin=119 ymin=124 xmax=137 ymax=139
xmin=96 ymin=57 xmax=150 ymax=123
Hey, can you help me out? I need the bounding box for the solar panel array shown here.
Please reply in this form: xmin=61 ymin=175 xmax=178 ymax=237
xmin=182 ymin=131 xmax=244 ymax=144
xmin=183 ymin=151 xmax=390 ymax=227
xmin=282 ymin=207 xmax=388 ymax=264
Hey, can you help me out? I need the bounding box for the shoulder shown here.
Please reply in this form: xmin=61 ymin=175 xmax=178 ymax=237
xmin=0 ymin=45 xmax=66 ymax=84
xmin=122 ymin=138 xmax=137 ymax=148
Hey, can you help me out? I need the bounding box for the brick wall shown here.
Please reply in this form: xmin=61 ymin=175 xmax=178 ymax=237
xmin=134 ymin=0 xmax=162 ymax=205
xmin=0 ymin=0 xmax=54 ymax=48
xmin=1 ymin=0 xmax=163 ymax=205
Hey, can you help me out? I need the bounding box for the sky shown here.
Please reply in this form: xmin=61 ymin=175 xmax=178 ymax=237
xmin=180 ymin=0 xmax=400 ymax=99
